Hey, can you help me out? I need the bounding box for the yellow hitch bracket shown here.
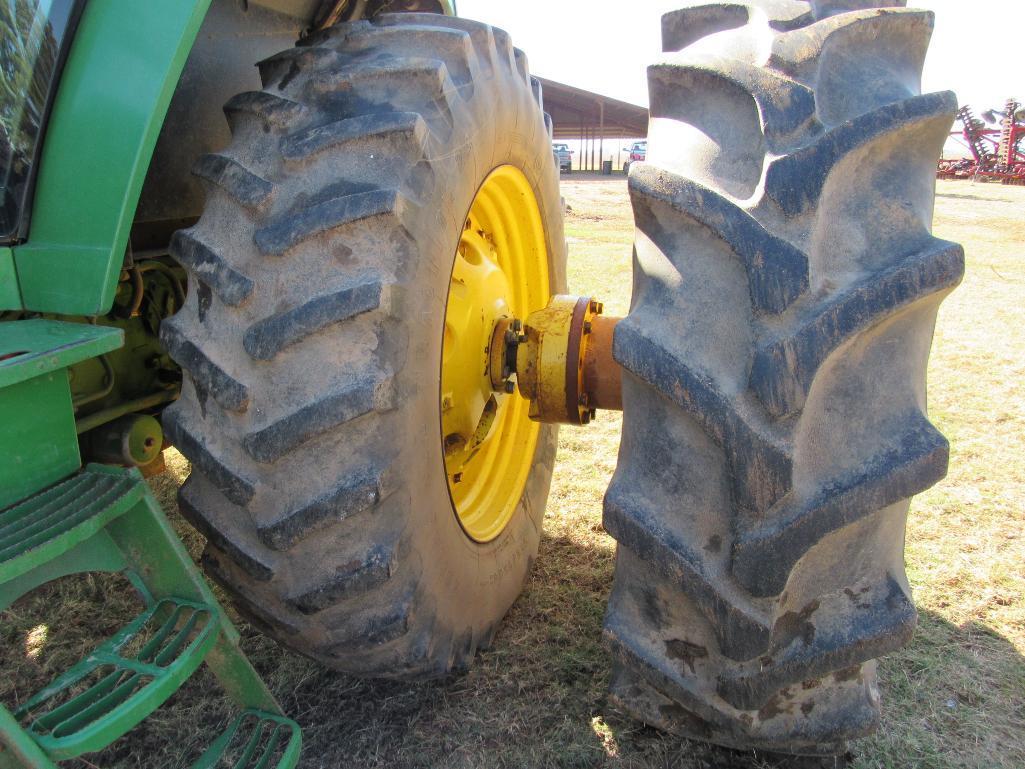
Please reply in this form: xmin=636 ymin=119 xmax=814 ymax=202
xmin=511 ymin=295 xmax=622 ymax=425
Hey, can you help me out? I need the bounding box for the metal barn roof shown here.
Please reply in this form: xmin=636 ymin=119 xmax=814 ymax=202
xmin=537 ymin=77 xmax=648 ymax=140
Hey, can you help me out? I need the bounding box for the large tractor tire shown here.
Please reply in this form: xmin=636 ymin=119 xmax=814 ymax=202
xmin=162 ymin=14 xmax=565 ymax=677
xmin=604 ymin=0 xmax=962 ymax=755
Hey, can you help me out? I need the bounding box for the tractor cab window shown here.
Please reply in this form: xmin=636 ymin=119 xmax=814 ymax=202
xmin=0 ymin=0 xmax=80 ymax=245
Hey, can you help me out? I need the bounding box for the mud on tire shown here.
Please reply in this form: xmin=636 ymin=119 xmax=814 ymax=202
xmin=163 ymin=13 xmax=565 ymax=677
xmin=604 ymin=0 xmax=962 ymax=754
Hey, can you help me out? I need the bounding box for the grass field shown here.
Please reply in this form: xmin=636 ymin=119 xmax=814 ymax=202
xmin=2 ymin=177 xmax=1023 ymax=768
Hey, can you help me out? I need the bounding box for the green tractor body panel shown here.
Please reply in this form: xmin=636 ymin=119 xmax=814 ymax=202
xmin=0 ymin=320 xmax=123 ymax=508
xmin=0 ymin=248 xmax=19 ymax=308
xmin=10 ymin=0 xmax=212 ymax=315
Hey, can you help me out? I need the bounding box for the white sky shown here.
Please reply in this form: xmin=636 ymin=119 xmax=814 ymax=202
xmin=456 ymin=1 xmax=1022 ymax=114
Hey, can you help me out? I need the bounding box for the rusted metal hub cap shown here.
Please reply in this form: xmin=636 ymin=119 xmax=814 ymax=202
xmin=440 ymin=165 xmax=549 ymax=543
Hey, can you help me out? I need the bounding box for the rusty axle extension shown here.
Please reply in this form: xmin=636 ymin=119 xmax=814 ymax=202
xmin=489 ymin=295 xmax=622 ymax=426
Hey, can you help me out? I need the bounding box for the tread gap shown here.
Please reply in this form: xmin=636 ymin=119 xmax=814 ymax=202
xmin=281 ymin=112 xmax=427 ymax=161
xmin=243 ymin=277 xmax=383 ymax=360
xmin=732 ymin=415 xmax=949 ymax=597
xmin=170 ymin=228 xmax=254 ymax=307
xmin=193 ymin=152 xmax=274 ymax=209
xmin=161 ymin=317 xmax=250 ymax=413
xmin=258 ymin=464 xmax=387 ymax=551
xmin=603 ymin=488 xmax=771 ymax=660
xmin=242 ymin=377 xmax=385 ymax=463
xmin=288 ymin=544 xmax=395 ymax=615
xmin=631 ymin=165 xmax=808 ymax=315
xmin=163 ymin=407 xmax=255 ymax=507
xmin=614 ymin=322 xmax=792 ymax=514
xmin=255 ymin=189 xmax=402 ymax=256
xmin=178 ymin=479 xmax=274 ymax=582
xmin=750 ymin=239 xmax=964 ymax=417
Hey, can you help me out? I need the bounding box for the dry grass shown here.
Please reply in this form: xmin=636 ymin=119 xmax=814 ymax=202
xmin=1 ymin=177 xmax=1023 ymax=768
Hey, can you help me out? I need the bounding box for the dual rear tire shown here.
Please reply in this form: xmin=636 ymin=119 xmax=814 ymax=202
xmin=603 ymin=0 xmax=961 ymax=754
xmin=164 ymin=13 xmax=565 ymax=678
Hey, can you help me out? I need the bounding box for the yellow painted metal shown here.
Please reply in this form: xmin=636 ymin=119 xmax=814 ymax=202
xmin=441 ymin=166 xmax=550 ymax=543
xmin=516 ymin=296 xmax=600 ymax=425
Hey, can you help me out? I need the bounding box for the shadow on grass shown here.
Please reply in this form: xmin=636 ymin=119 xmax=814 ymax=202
xmin=935 ymin=190 xmax=1016 ymax=203
xmin=2 ymin=524 xmax=1023 ymax=769
xmin=230 ymin=531 xmax=795 ymax=769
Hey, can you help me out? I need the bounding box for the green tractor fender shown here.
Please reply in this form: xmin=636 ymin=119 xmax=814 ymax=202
xmin=11 ymin=0 xmax=213 ymax=315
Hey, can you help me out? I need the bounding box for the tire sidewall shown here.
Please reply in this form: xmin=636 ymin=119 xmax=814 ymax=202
xmin=399 ymin=55 xmax=566 ymax=643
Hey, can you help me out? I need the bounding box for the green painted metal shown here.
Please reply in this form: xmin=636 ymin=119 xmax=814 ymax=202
xmin=0 ymin=466 xmax=141 ymax=586
xmin=18 ymin=598 xmax=219 ymax=760
xmin=0 ymin=248 xmax=20 ymax=310
xmin=0 ymin=374 xmax=80 ymax=511
xmin=0 ymin=320 xmax=123 ymax=508
xmin=0 ymin=464 xmax=299 ymax=767
xmin=0 ymin=319 xmax=122 ymax=388
xmin=190 ymin=710 xmax=302 ymax=769
xmin=0 ymin=707 xmax=55 ymax=769
xmin=12 ymin=0 xmax=212 ymax=315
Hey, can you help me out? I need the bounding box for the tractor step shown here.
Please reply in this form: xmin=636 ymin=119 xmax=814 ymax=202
xmin=190 ymin=709 xmax=301 ymax=769
xmin=13 ymin=597 xmax=220 ymax=760
xmin=0 ymin=319 xmax=124 ymax=510
xmin=0 ymin=466 xmax=143 ymax=582
xmin=0 ymin=464 xmax=303 ymax=766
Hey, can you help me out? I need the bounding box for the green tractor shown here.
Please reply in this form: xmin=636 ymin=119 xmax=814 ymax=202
xmin=0 ymin=0 xmax=963 ymax=764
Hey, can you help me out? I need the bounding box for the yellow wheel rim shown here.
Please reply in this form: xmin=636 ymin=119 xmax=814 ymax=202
xmin=441 ymin=165 xmax=550 ymax=543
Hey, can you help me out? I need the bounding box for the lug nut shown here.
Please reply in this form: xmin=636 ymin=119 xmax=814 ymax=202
xmin=583 ymin=321 xmax=592 ymax=334
xmin=589 ymin=300 xmax=603 ymax=314
xmin=504 ymin=380 xmax=516 ymax=394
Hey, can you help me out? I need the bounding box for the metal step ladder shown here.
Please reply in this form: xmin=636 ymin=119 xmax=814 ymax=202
xmin=0 ymin=321 xmax=301 ymax=768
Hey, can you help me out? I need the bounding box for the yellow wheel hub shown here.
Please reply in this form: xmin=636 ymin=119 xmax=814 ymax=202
xmin=441 ymin=166 xmax=550 ymax=543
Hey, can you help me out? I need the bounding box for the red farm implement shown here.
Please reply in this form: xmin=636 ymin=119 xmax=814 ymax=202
xmin=938 ymin=99 xmax=1025 ymax=184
